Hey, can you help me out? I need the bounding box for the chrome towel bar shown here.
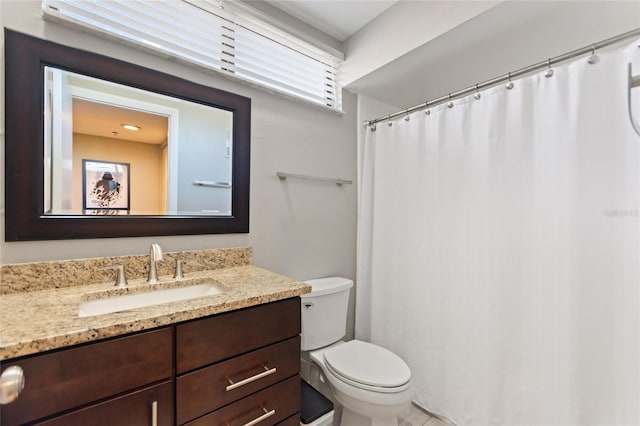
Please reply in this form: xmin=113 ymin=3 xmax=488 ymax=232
xmin=193 ymin=179 xmax=231 ymax=188
xmin=276 ymin=172 xmax=352 ymax=187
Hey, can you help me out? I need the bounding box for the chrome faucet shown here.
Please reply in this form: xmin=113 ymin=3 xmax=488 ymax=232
xmin=147 ymin=243 xmax=164 ymax=284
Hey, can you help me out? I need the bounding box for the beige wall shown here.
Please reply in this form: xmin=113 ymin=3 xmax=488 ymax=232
xmin=0 ymin=1 xmax=357 ymax=292
xmin=72 ymin=134 xmax=165 ymax=215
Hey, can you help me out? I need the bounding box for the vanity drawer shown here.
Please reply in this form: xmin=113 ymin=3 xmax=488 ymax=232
xmin=0 ymin=328 xmax=172 ymax=426
xmin=176 ymin=298 xmax=301 ymax=373
xmin=184 ymin=375 xmax=300 ymax=426
xmin=177 ymin=337 xmax=300 ymax=424
xmin=35 ymin=381 xmax=173 ymax=426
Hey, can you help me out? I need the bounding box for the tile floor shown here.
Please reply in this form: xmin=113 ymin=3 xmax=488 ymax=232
xmin=328 ymin=402 xmax=451 ymax=426
xmin=398 ymin=404 xmax=452 ymax=426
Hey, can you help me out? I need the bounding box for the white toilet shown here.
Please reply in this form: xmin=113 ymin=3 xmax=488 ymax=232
xmin=301 ymin=277 xmax=413 ymax=426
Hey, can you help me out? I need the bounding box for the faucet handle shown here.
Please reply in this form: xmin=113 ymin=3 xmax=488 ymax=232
xmin=100 ymin=265 xmax=128 ymax=288
xmin=151 ymin=243 xmax=164 ymax=261
xmin=173 ymin=260 xmax=184 ymax=281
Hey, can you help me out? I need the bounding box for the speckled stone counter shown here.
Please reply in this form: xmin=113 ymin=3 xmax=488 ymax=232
xmin=0 ymin=247 xmax=253 ymax=295
xmin=0 ymin=248 xmax=310 ymax=361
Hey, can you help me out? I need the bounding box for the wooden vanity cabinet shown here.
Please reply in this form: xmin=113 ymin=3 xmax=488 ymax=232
xmin=0 ymin=328 xmax=173 ymax=426
xmin=176 ymin=297 xmax=301 ymax=425
xmin=0 ymin=297 xmax=302 ymax=426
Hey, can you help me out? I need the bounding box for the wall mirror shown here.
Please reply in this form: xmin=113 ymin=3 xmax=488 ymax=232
xmin=5 ymin=30 xmax=250 ymax=241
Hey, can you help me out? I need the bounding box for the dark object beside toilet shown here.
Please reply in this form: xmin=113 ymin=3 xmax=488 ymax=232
xmin=301 ymin=379 xmax=334 ymax=425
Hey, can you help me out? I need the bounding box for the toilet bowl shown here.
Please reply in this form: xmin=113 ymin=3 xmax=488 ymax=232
xmin=301 ymin=278 xmax=414 ymax=426
xmin=310 ymin=340 xmax=413 ymax=425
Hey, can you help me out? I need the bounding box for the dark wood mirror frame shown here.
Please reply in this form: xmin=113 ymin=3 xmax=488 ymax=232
xmin=4 ymin=29 xmax=250 ymax=241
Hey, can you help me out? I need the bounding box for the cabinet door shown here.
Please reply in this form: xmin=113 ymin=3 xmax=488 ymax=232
xmin=184 ymin=376 xmax=300 ymax=426
xmin=177 ymin=298 xmax=300 ymax=373
xmin=177 ymin=337 xmax=300 ymax=424
xmin=35 ymin=381 xmax=173 ymax=426
xmin=0 ymin=328 xmax=173 ymax=425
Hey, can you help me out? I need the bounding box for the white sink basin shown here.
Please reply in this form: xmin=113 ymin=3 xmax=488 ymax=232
xmin=78 ymin=283 xmax=223 ymax=317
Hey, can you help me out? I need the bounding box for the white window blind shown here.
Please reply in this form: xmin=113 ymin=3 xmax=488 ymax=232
xmin=42 ymin=0 xmax=343 ymax=111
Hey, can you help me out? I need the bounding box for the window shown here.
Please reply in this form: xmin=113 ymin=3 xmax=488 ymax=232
xmin=43 ymin=0 xmax=343 ymax=111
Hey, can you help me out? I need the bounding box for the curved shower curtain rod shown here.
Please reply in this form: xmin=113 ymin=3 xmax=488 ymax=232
xmin=364 ymin=27 xmax=640 ymax=129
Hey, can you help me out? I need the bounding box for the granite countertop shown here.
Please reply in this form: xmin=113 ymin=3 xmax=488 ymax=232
xmin=0 ymin=265 xmax=310 ymax=361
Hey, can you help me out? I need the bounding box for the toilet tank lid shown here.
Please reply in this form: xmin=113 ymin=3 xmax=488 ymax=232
xmin=302 ymin=277 xmax=353 ymax=297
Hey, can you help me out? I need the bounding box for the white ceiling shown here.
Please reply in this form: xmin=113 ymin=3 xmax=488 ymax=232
xmin=73 ymin=99 xmax=168 ymax=145
xmin=265 ymin=0 xmax=398 ymax=41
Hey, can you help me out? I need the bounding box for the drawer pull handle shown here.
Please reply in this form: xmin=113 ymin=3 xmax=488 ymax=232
xmin=151 ymin=400 xmax=158 ymax=426
xmin=243 ymin=406 xmax=276 ymax=426
xmin=226 ymin=365 xmax=277 ymax=391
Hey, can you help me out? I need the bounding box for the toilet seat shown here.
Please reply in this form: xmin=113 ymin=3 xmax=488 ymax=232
xmin=323 ymin=340 xmax=411 ymax=393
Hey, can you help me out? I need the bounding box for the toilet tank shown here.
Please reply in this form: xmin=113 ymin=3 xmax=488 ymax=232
xmin=301 ymin=277 xmax=353 ymax=351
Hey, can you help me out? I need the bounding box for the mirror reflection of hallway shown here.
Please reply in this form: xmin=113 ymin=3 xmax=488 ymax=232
xmin=44 ymin=66 xmax=234 ymax=216
xmin=73 ymin=100 xmax=167 ymax=215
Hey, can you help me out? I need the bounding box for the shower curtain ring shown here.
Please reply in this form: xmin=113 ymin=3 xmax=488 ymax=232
xmin=544 ymin=59 xmax=554 ymax=78
xmin=588 ymin=44 xmax=600 ymax=64
xmin=474 ymin=84 xmax=482 ymax=100
xmin=404 ymin=109 xmax=410 ymax=121
xmin=387 ymin=115 xmax=393 ymax=126
xmin=506 ymin=72 xmax=514 ymax=90
xmin=447 ymin=94 xmax=454 ymax=108
xmin=424 ymin=100 xmax=431 ymax=115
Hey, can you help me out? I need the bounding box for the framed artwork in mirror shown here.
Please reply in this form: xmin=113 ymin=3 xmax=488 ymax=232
xmin=82 ymin=160 xmax=130 ymax=213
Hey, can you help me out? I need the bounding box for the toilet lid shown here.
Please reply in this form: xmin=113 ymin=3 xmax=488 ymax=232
xmin=323 ymin=340 xmax=411 ymax=389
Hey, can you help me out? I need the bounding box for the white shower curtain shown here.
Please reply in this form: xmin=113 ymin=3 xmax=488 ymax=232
xmin=356 ymin=40 xmax=640 ymax=426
